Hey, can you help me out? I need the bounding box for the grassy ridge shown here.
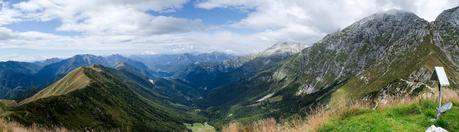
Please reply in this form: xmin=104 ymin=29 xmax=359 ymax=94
xmin=21 ymin=67 xmax=90 ymax=104
xmin=3 ymin=66 xmax=206 ymax=131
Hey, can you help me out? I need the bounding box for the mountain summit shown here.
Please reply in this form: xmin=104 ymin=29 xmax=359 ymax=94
xmin=259 ymin=41 xmax=307 ymax=56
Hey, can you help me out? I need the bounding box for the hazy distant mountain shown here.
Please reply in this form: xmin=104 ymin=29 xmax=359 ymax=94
xmin=0 ymin=54 xmax=158 ymax=100
xmin=34 ymin=54 xmax=153 ymax=85
xmin=0 ymin=61 xmax=41 ymax=100
xmin=33 ymin=58 xmax=62 ymax=68
xmin=113 ymin=62 xmax=203 ymax=105
xmin=175 ymin=42 xmax=306 ymax=91
xmin=129 ymin=52 xmax=235 ymax=76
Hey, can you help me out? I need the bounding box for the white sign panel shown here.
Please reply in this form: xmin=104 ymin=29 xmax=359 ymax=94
xmin=439 ymin=102 xmax=453 ymax=113
xmin=434 ymin=67 xmax=450 ymax=87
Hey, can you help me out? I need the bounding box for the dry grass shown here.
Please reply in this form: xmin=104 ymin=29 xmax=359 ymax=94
xmin=222 ymin=89 xmax=459 ymax=132
xmin=0 ymin=120 xmax=68 ymax=132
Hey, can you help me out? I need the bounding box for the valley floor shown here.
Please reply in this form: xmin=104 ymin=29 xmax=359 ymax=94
xmin=222 ymin=89 xmax=459 ymax=132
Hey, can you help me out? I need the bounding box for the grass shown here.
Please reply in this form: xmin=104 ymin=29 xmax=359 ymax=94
xmin=185 ymin=122 xmax=216 ymax=132
xmin=320 ymin=101 xmax=437 ymax=131
xmin=21 ymin=67 xmax=90 ymax=104
xmin=0 ymin=119 xmax=68 ymax=132
xmin=221 ymin=89 xmax=459 ymax=132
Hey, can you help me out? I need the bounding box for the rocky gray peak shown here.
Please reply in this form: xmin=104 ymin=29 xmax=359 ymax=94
xmin=113 ymin=61 xmax=129 ymax=69
xmin=317 ymin=9 xmax=429 ymax=51
xmin=274 ymin=9 xmax=431 ymax=95
xmin=260 ymin=41 xmax=307 ymax=56
xmin=355 ymin=9 xmax=422 ymax=25
xmin=72 ymin=54 xmax=105 ymax=64
xmin=432 ymin=6 xmax=459 ymax=67
xmin=435 ymin=6 xmax=459 ymax=27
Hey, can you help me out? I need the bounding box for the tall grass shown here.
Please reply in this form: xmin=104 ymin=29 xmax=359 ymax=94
xmin=222 ymin=89 xmax=459 ymax=132
xmin=0 ymin=119 xmax=68 ymax=132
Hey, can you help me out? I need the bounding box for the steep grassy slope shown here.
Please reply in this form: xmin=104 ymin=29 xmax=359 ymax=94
xmin=221 ymin=90 xmax=459 ymax=132
xmin=320 ymin=100 xmax=459 ymax=131
xmin=3 ymin=66 xmax=206 ymax=131
xmin=21 ymin=67 xmax=90 ymax=104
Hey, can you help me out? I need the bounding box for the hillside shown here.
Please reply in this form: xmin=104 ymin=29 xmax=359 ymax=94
xmin=222 ymin=89 xmax=459 ymax=132
xmin=203 ymin=9 xmax=459 ymax=128
xmin=0 ymin=61 xmax=41 ymax=100
xmin=20 ymin=67 xmax=91 ymax=104
xmin=2 ymin=65 xmax=206 ymax=131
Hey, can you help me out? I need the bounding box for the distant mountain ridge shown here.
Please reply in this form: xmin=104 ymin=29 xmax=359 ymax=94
xmin=129 ymin=52 xmax=235 ymax=75
xmin=174 ymin=41 xmax=307 ymax=91
xmin=0 ymin=54 xmax=177 ymax=100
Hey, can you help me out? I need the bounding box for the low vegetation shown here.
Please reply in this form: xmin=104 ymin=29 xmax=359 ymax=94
xmin=185 ymin=122 xmax=216 ymax=132
xmin=222 ymin=89 xmax=459 ymax=132
xmin=0 ymin=119 xmax=68 ymax=132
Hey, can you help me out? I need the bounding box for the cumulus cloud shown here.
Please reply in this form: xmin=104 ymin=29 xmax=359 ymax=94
xmin=196 ymin=0 xmax=459 ymax=44
xmin=1 ymin=0 xmax=459 ymax=61
xmin=7 ymin=0 xmax=201 ymax=35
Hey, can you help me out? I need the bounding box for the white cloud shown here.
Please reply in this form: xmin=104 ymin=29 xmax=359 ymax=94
xmin=6 ymin=0 xmax=200 ymax=35
xmin=196 ymin=0 xmax=459 ymax=44
xmin=1 ymin=0 xmax=459 ymax=61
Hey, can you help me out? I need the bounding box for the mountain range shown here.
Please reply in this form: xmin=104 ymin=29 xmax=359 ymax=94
xmin=1 ymin=6 xmax=459 ymax=131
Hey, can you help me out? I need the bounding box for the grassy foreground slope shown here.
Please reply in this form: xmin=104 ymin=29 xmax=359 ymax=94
xmin=320 ymin=100 xmax=459 ymax=131
xmin=222 ymin=89 xmax=459 ymax=132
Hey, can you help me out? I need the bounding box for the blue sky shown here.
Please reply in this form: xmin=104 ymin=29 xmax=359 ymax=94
xmin=4 ymin=0 xmax=251 ymax=36
xmin=0 ymin=0 xmax=458 ymax=61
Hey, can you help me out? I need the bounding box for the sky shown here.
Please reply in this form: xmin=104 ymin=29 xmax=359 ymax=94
xmin=0 ymin=0 xmax=459 ymax=61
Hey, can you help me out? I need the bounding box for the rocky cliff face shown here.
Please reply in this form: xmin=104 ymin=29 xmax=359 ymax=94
xmin=433 ymin=6 xmax=459 ymax=67
xmin=275 ymin=10 xmax=430 ymax=96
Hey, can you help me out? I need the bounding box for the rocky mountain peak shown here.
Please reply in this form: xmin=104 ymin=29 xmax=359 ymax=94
xmin=345 ymin=9 xmax=427 ymax=33
xmin=260 ymin=41 xmax=307 ymax=56
xmin=315 ymin=9 xmax=429 ymax=51
xmin=435 ymin=6 xmax=459 ymax=26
